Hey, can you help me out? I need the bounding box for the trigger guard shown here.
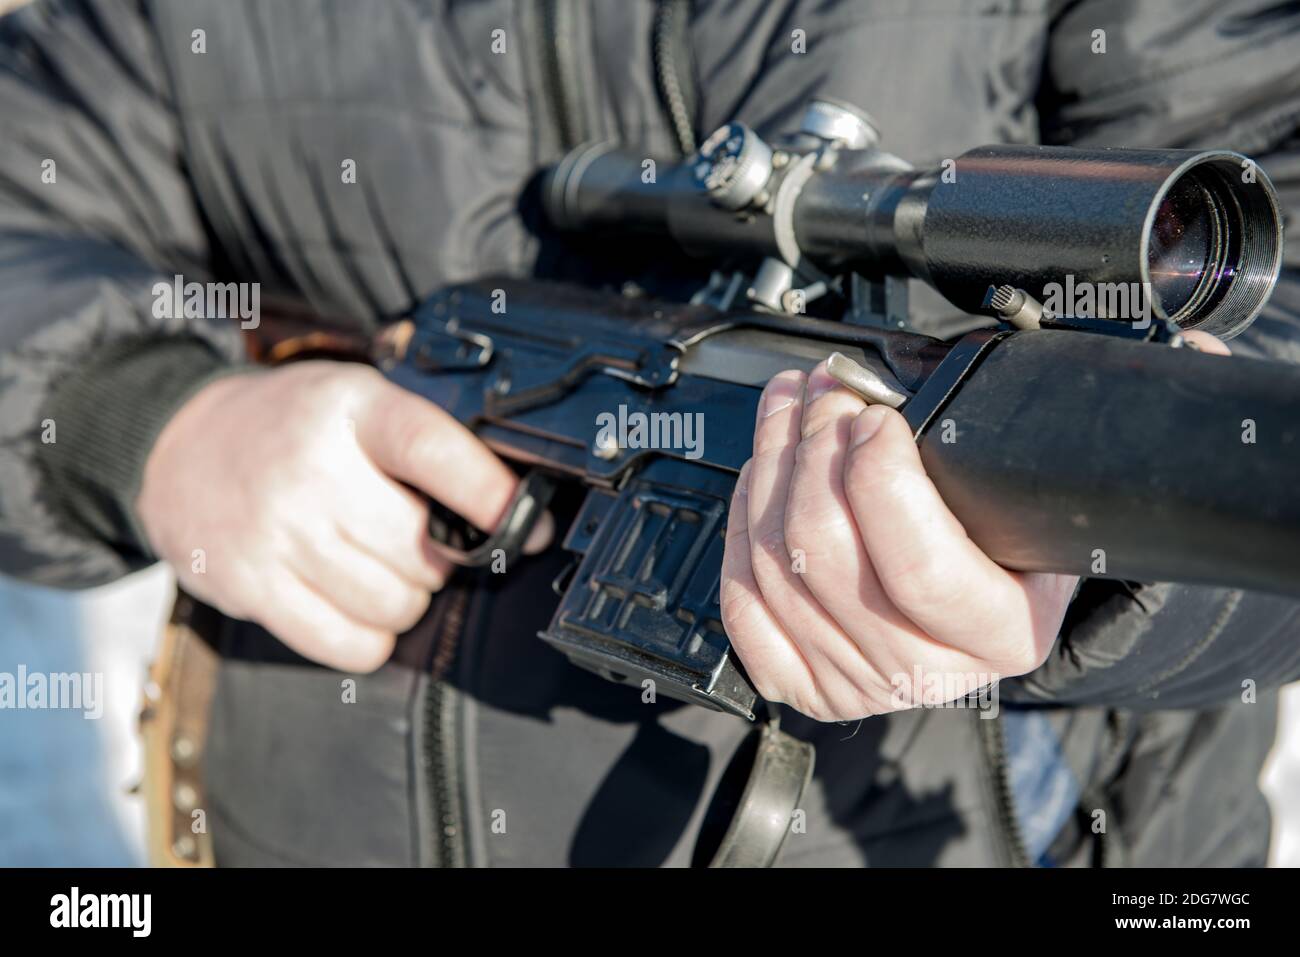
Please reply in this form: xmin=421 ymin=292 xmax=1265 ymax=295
xmin=427 ymin=469 xmax=558 ymax=568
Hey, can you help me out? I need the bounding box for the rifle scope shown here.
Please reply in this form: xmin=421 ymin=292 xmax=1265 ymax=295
xmin=544 ymin=101 xmax=1284 ymax=338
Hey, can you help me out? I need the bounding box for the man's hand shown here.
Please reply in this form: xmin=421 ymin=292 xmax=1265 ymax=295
xmin=720 ymin=331 xmax=1228 ymax=722
xmin=136 ymin=361 xmax=550 ymax=673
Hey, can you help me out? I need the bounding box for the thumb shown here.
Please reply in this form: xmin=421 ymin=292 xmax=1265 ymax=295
xmin=1181 ymin=330 xmax=1231 ymax=356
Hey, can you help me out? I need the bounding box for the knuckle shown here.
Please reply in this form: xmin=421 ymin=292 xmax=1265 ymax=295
xmin=783 ymin=497 xmax=854 ymax=564
xmin=814 ymin=683 xmax=867 ymax=722
xmin=719 ymin=576 xmax=762 ymax=638
xmin=388 ymin=586 xmax=432 ymax=633
xmin=799 ymin=405 xmax=853 ymax=446
xmin=780 ymin=512 xmax=821 ymax=572
xmin=761 ymin=667 xmax=828 ymax=721
xmin=965 ymin=584 xmax=1049 ymax=675
xmin=401 ymin=422 xmax=450 ymax=474
xmin=417 ymin=536 xmax=452 ymax=591
xmin=795 ymin=698 xmax=831 ymax=722
xmin=791 ymin=434 xmax=821 ymax=471
xmin=328 ymin=360 xmax=383 ymax=389
xmin=781 ymin=513 xmax=812 ymax=562
xmin=389 ymin=403 xmax=433 ymax=447
xmin=424 ymin=565 xmax=449 ymax=594
xmin=750 ymin=446 xmax=791 ymax=477
xmin=349 ymin=634 xmax=397 ymax=674
xmin=214 ymin=566 xmax=264 ymax=620
xmin=793 ymin=421 xmax=840 ymax=466
xmin=255 ymin=600 xmax=310 ymax=650
xmin=409 ymin=497 xmax=432 ymax=535
xmin=752 ymin=421 xmax=797 ymax=457
xmin=842 ymin=446 xmax=899 ymax=495
xmin=880 ymin=549 xmax=952 ymax=613
xmin=311 ymin=362 xmax=381 ymax=407
xmin=750 ymin=677 xmax=787 ymax=707
xmin=788 ymin=686 xmax=839 ymax=723
xmin=724 ymin=519 xmax=751 ymax=548
xmin=735 ymin=658 xmax=787 ymax=708
xmin=752 ymin=525 xmax=791 ymax=571
xmin=992 ymin=634 xmax=1049 ymax=677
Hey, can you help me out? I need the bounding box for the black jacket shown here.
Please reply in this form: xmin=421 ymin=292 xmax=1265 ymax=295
xmin=2 ymin=0 xmax=1299 ymax=865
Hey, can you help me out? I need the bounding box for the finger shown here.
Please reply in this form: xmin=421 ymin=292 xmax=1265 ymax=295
xmin=1182 ymin=330 xmax=1231 ymax=356
xmin=286 ymin=526 xmax=433 ymax=633
xmin=841 ymin=405 xmax=1042 ymax=671
xmin=356 ymin=383 xmax=522 ymax=534
xmin=745 ymin=371 xmax=805 ymax=584
xmin=721 ymin=461 xmax=819 ymax=711
xmin=748 ymin=372 xmax=895 ymax=710
xmin=1006 ymin=569 xmax=1079 ymax=668
xmin=798 ymin=362 xmax=867 ymax=440
xmin=255 ymin=573 xmax=397 ymax=673
xmin=336 ymin=466 xmax=453 ymax=590
xmin=785 ymin=365 xmax=926 ymax=683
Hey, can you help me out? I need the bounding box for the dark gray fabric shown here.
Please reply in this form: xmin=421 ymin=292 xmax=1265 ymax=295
xmin=2 ymin=0 xmax=1299 ymax=865
xmin=40 ymin=336 xmax=241 ymax=557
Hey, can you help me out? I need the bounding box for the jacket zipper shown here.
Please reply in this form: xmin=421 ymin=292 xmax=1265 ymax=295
xmin=977 ymin=710 xmax=1031 ymax=867
xmin=541 ymin=0 xmax=589 ymax=150
xmin=424 ymin=583 xmax=470 ymax=867
xmin=431 ymin=1 xmax=695 ymax=868
xmin=419 ymin=0 xmax=584 ymax=871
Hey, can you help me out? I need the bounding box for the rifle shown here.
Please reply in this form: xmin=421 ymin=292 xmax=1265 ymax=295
xmin=382 ymin=98 xmax=1294 ymax=725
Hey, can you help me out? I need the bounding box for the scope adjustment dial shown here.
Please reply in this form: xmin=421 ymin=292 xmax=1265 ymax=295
xmin=692 ymin=122 xmax=774 ymax=211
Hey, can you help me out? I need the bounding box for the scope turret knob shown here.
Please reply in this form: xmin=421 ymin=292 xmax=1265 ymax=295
xmin=801 ymin=98 xmax=881 ymax=150
xmin=693 ymin=122 xmax=774 ymax=211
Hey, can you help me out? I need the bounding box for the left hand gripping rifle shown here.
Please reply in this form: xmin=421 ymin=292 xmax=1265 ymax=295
xmin=383 ymin=99 xmax=1294 ymax=724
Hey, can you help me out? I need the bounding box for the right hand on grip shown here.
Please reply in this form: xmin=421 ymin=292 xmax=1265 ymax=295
xmin=136 ymin=360 xmax=551 ymax=672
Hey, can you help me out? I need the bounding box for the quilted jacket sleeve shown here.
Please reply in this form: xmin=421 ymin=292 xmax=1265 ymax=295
xmin=0 ymin=0 xmax=246 ymax=588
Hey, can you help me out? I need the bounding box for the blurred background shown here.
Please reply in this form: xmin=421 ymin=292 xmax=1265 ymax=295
xmin=0 ymin=570 xmax=171 ymax=865
xmin=1 ymin=568 xmax=1298 ymax=866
